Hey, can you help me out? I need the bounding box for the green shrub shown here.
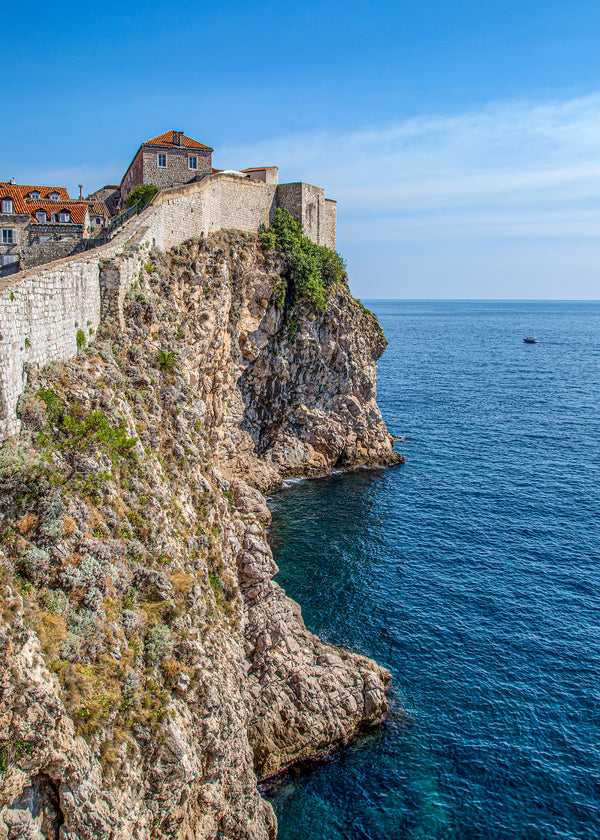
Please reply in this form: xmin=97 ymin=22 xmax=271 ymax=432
xmin=76 ymin=329 xmax=86 ymax=351
xmin=260 ymin=209 xmax=346 ymax=313
xmin=126 ymin=184 xmax=157 ymax=209
xmin=20 ymin=546 xmax=51 ymax=586
xmin=144 ymin=625 xmax=172 ymax=667
xmin=36 ymin=389 xmax=137 ymax=483
xmin=155 ymin=348 xmax=177 ymax=373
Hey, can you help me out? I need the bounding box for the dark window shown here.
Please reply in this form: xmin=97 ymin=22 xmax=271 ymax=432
xmin=1 ymin=198 xmax=13 ymax=213
xmin=36 ymin=211 xmax=47 ymax=223
xmin=2 ymin=229 xmax=15 ymax=244
xmin=59 ymin=211 xmax=70 ymax=223
xmin=189 ymin=155 xmax=197 ymax=169
xmin=158 ymin=154 xmax=167 ymax=167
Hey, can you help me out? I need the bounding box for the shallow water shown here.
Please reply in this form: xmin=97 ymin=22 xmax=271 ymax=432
xmin=266 ymin=301 xmax=600 ymax=840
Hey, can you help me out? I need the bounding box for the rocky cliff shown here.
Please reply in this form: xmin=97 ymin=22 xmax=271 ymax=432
xmin=0 ymin=229 xmax=402 ymax=839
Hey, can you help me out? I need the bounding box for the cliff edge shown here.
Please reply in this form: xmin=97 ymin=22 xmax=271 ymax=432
xmin=0 ymin=229 xmax=401 ymax=839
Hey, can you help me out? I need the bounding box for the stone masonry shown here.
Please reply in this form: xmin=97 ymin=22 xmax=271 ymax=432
xmin=0 ymin=171 xmax=337 ymax=441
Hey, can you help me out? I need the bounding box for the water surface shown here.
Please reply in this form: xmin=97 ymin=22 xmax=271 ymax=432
xmin=267 ymin=301 xmax=600 ymax=840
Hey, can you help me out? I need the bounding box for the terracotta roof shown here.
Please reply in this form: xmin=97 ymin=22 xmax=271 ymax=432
xmin=26 ymin=201 xmax=89 ymax=225
xmin=240 ymin=167 xmax=276 ymax=173
xmin=0 ymin=187 xmax=28 ymax=214
xmin=143 ymin=130 xmax=213 ymax=152
xmin=87 ymin=200 xmax=110 ymax=217
xmin=0 ymin=183 xmax=70 ymax=201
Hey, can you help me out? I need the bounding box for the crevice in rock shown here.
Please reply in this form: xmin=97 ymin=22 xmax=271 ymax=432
xmin=6 ymin=773 xmax=64 ymax=840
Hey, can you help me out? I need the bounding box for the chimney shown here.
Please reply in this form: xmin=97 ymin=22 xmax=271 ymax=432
xmin=9 ymin=178 xmax=15 ymax=185
xmin=175 ymin=130 xmax=184 ymax=146
xmin=78 ymin=184 xmax=83 ymax=199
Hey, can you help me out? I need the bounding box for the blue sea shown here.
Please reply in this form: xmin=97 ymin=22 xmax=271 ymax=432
xmin=266 ymin=301 xmax=600 ymax=840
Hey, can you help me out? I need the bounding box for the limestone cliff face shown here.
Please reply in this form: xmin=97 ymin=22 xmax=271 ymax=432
xmin=0 ymin=232 xmax=401 ymax=839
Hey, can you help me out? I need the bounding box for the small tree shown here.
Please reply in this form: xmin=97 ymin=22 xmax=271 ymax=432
xmin=126 ymin=184 xmax=157 ymax=209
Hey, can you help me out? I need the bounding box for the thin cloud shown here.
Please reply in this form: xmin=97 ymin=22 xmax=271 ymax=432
xmin=219 ymin=93 xmax=600 ymax=245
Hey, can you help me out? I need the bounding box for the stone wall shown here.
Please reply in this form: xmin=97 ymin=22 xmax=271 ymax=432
xmin=20 ymin=240 xmax=87 ymax=270
xmin=323 ymin=199 xmax=337 ymax=251
xmin=275 ymin=183 xmax=337 ymax=249
xmin=0 ymin=259 xmax=102 ymax=439
xmin=0 ymin=172 xmax=335 ymax=441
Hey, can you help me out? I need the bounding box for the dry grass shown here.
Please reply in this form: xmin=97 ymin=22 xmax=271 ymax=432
xmin=15 ymin=513 xmax=39 ymax=537
xmin=35 ymin=611 xmax=67 ymax=657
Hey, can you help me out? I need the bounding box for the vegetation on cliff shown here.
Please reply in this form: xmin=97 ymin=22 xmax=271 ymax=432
xmin=260 ymin=208 xmax=346 ymax=313
xmin=0 ymin=230 xmax=396 ymax=839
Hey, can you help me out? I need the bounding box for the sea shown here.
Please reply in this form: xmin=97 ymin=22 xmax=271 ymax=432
xmin=265 ymin=300 xmax=600 ymax=840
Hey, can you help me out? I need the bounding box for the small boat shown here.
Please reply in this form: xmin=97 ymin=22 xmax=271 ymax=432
xmin=523 ymin=337 xmax=539 ymax=344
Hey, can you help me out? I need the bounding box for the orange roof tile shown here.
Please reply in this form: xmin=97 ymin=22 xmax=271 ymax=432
xmin=27 ymin=201 xmax=89 ymax=225
xmin=240 ymin=167 xmax=276 ymax=173
xmin=0 ymin=183 xmax=70 ymax=201
xmin=143 ymin=130 xmax=213 ymax=152
xmin=0 ymin=187 xmax=28 ymax=214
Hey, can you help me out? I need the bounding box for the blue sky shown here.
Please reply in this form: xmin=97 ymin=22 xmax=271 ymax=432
xmin=5 ymin=0 xmax=600 ymax=298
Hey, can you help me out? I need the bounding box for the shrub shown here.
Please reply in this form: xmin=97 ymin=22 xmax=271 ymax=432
xmin=76 ymin=329 xmax=86 ymax=352
xmin=144 ymin=624 xmax=172 ymax=667
xmin=126 ymin=184 xmax=157 ymax=209
xmin=19 ymin=546 xmax=51 ymax=586
xmin=36 ymin=390 xmax=138 ymax=483
xmin=260 ymin=209 xmax=346 ymax=313
xmin=155 ymin=348 xmax=177 ymax=373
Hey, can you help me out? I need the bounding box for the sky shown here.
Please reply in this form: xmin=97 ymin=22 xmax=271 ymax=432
xmin=4 ymin=0 xmax=600 ymax=298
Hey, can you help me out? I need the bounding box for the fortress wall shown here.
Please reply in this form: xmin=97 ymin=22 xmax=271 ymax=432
xmin=0 ymin=174 xmax=279 ymax=441
xmin=0 ymin=174 xmax=336 ymax=440
xmin=0 ymin=259 xmax=103 ymax=438
xmin=150 ymin=175 xmax=277 ymax=251
xmin=322 ymin=199 xmax=337 ymax=251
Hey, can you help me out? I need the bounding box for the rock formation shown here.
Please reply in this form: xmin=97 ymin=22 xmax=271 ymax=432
xmin=0 ymin=230 xmax=402 ymax=839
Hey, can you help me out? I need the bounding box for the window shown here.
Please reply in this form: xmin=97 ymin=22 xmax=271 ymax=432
xmin=36 ymin=211 xmax=47 ymax=223
xmin=188 ymin=155 xmax=197 ymax=170
xmin=51 ymin=213 xmax=57 ymax=222
xmin=29 ymin=192 xmax=40 ymax=200
xmin=50 ymin=192 xmax=60 ymax=200
xmin=59 ymin=211 xmax=70 ymax=223
xmin=39 ymin=235 xmax=51 ymax=243
xmin=1 ymin=254 xmax=18 ymax=266
xmin=2 ymin=229 xmax=15 ymax=244
xmin=158 ymin=154 xmax=167 ymax=167
xmin=1 ymin=198 xmax=13 ymax=214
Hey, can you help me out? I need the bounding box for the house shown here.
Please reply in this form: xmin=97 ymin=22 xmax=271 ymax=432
xmin=0 ymin=182 xmax=93 ymax=275
xmin=26 ymin=201 xmax=91 ymax=244
xmin=87 ymin=185 xmax=121 ymax=217
xmin=120 ymin=130 xmax=213 ymax=202
xmin=0 ymin=187 xmax=28 ymax=272
xmin=0 ymin=182 xmax=71 ymax=202
xmin=84 ymin=200 xmax=112 ymax=232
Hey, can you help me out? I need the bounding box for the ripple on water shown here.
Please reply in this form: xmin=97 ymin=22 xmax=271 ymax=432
xmin=266 ymin=302 xmax=600 ymax=840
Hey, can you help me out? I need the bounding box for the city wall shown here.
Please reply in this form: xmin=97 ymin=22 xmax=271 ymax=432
xmin=0 ymin=173 xmax=334 ymax=440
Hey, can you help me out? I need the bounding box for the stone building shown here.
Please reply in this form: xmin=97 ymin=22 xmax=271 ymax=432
xmin=0 ymin=183 xmax=93 ymax=276
xmin=0 ymin=188 xmax=28 ymax=273
xmin=87 ymin=185 xmax=121 ymax=217
xmin=26 ymin=201 xmax=91 ymax=244
xmin=120 ymin=130 xmax=213 ymax=202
